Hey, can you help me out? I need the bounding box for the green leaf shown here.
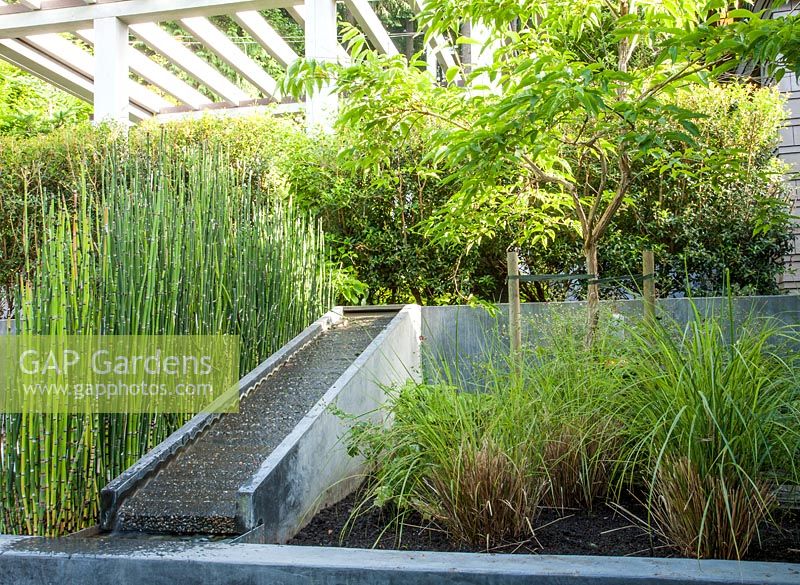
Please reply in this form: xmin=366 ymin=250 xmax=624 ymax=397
xmin=445 ymin=66 xmax=460 ymax=84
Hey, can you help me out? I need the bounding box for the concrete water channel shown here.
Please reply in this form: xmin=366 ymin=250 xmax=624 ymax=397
xmin=1 ymin=299 xmax=799 ymax=584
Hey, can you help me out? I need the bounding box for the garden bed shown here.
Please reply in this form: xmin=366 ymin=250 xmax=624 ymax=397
xmin=290 ymin=492 xmax=800 ymax=563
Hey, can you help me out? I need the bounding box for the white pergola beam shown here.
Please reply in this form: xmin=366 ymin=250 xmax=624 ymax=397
xmin=25 ymin=32 xmax=171 ymax=114
xmin=0 ymin=37 xmax=148 ymax=121
xmin=287 ymin=4 xmax=350 ymax=62
xmin=75 ymin=28 xmax=214 ymax=110
xmin=130 ymin=22 xmax=250 ymax=104
xmin=232 ymin=11 xmax=298 ymax=68
xmin=155 ymin=101 xmax=302 ymax=122
xmin=0 ymin=0 xmax=296 ymax=38
xmin=0 ymin=36 xmax=91 ymax=99
xmin=304 ymin=0 xmax=338 ymax=128
xmin=180 ymin=16 xmax=278 ymax=97
xmin=93 ymin=17 xmax=129 ymax=123
xmin=342 ymin=0 xmax=397 ymax=56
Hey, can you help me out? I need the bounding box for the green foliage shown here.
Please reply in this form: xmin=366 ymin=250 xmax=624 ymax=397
xmin=0 ymin=62 xmax=91 ymax=137
xmin=618 ymin=304 xmax=800 ymax=558
xmin=284 ymin=127 xmax=508 ymax=304
xmin=284 ymin=0 xmax=800 ymax=336
xmin=347 ymin=312 xmax=628 ymax=548
xmin=1 ymin=145 xmax=332 ymax=536
xmin=520 ymin=83 xmax=794 ymax=299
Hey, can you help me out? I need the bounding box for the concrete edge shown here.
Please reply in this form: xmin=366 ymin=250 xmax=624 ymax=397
xmin=0 ymin=318 xmax=13 ymax=336
xmin=0 ymin=539 xmax=797 ymax=585
xmin=235 ymin=305 xmax=422 ymax=539
xmin=98 ymin=307 xmax=344 ymax=530
xmin=238 ymin=305 xmax=417 ymax=496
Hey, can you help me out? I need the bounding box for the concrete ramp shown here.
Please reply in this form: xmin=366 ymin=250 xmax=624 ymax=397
xmin=101 ymin=308 xmax=419 ymax=537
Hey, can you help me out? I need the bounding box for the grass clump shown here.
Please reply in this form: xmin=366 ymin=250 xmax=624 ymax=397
xmin=619 ymin=306 xmax=800 ymax=559
xmin=348 ymin=303 xmax=800 ymax=560
xmin=348 ymin=312 xmax=627 ymax=549
xmin=347 ymin=383 xmax=544 ymax=549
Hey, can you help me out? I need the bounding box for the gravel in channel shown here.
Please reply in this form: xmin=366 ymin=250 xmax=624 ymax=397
xmin=115 ymin=314 xmax=394 ymax=536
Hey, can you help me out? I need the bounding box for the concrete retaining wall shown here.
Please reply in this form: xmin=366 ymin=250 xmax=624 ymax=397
xmin=100 ymin=308 xmax=345 ymax=530
xmin=237 ymin=305 xmax=422 ymax=543
xmin=0 ymin=318 xmax=13 ymax=336
xmin=422 ymin=296 xmax=800 ymax=387
xmin=0 ymin=537 xmax=797 ymax=585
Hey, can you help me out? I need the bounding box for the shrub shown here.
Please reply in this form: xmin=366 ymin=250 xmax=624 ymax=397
xmin=518 ymin=83 xmax=793 ymax=300
xmin=285 ymin=127 xmax=508 ymax=305
xmin=619 ymin=303 xmax=800 ymax=559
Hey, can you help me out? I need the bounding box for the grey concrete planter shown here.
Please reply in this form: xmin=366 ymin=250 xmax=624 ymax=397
xmin=0 ymin=537 xmax=797 ymax=585
xmin=237 ymin=304 xmax=422 ymax=542
xmin=100 ymin=307 xmax=346 ymax=530
xmin=0 ymin=318 xmax=14 ymax=336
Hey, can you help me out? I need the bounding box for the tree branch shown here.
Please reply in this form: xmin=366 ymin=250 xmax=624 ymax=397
xmin=592 ymin=152 xmax=631 ymax=241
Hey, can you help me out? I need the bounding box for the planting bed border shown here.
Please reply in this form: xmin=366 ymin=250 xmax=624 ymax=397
xmin=0 ymin=537 xmax=798 ymax=585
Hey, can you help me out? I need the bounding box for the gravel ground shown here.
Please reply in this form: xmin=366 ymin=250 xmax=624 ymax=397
xmin=115 ymin=314 xmax=394 ymax=535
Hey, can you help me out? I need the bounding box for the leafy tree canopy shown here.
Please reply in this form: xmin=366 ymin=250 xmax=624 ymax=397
xmin=285 ymin=0 xmax=799 ymax=337
xmin=0 ymin=61 xmax=91 ymax=137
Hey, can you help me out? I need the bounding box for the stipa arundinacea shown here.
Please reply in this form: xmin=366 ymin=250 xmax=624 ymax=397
xmin=0 ymin=145 xmax=333 ymax=536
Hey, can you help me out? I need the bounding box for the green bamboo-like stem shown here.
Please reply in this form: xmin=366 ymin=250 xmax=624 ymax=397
xmin=1 ymin=144 xmax=333 ymax=536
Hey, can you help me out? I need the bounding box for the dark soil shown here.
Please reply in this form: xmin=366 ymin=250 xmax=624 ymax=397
xmin=289 ymin=492 xmax=800 ymax=562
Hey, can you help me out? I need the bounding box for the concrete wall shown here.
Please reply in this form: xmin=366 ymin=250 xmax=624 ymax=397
xmin=0 ymin=319 xmax=12 ymax=336
xmin=0 ymin=537 xmax=798 ymax=585
xmin=422 ymin=296 xmax=800 ymax=387
xmin=237 ymin=305 xmax=422 ymax=543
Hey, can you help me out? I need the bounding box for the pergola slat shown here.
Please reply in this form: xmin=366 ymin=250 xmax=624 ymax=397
xmin=233 ymin=11 xmax=298 ymax=68
xmin=410 ymin=0 xmax=457 ymax=73
xmin=180 ymin=16 xmax=278 ymax=97
xmin=342 ymin=0 xmax=398 ymax=56
xmin=130 ymin=22 xmax=250 ymax=104
xmin=25 ymin=32 xmax=171 ymax=113
xmin=0 ymin=37 xmax=148 ymax=121
xmin=75 ymin=28 xmax=214 ymax=110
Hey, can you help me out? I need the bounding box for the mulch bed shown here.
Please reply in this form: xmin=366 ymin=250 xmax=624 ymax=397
xmin=289 ymin=492 xmax=800 ymax=563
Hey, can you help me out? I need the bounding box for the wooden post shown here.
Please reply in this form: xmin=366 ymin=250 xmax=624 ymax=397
xmin=507 ymin=251 xmax=522 ymax=358
xmin=643 ymin=250 xmax=655 ymax=324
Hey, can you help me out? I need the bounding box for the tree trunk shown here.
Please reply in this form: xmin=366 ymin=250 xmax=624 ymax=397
xmin=409 ymin=287 xmax=424 ymax=306
xmin=405 ymin=19 xmax=414 ymax=60
xmin=584 ymin=238 xmax=600 ymax=347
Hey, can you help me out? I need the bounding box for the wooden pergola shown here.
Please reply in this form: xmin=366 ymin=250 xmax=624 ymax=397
xmin=0 ymin=0 xmax=461 ymax=125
